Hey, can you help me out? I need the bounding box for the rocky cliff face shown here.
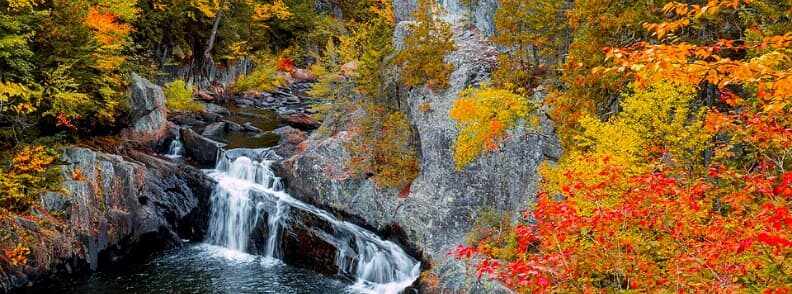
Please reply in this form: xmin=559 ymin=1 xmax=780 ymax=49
xmin=0 ymin=75 xmax=215 ymax=292
xmin=279 ymin=1 xmax=561 ymax=292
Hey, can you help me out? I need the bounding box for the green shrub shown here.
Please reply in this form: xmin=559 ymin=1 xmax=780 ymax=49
xmin=163 ymin=79 xmax=202 ymax=112
xmin=235 ymin=57 xmax=288 ymax=92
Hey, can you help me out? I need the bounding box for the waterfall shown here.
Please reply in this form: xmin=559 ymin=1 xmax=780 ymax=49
xmin=165 ymin=133 xmax=184 ymax=159
xmin=205 ymin=150 xmax=420 ymax=294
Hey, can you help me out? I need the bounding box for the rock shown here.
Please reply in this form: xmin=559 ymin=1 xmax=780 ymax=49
xmin=197 ymin=111 xmax=223 ymax=123
xmin=170 ymin=113 xmax=209 ymax=128
xmin=40 ymin=192 xmax=72 ymax=218
xmin=284 ymin=95 xmax=301 ymax=104
xmin=280 ymin=18 xmax=560 ymax=293
xmin=393 ymin=0 xmax=418 ymax=23
xmin=204 ymin=103 xmax=230 ymax=116
xmin=340 ymin=61 xmax=358 ymax=77
xmin=0 ymin=147 xmax=214 ymax=292
xmin=280 ymin=113 xmax=320 ymax=130
xmin=242 ymin=122 xmax=263 ymax=133
xmin=273 ymin=126 xmax=307 ymax=157
xmin=223 ymin=120 xmax=245 ymax=132
xmin=292 ymin=68 xmax=317 ymax=82
xmin=195 ymin=89 xmax=215 ymax=102
xmin=233 ymin=98 xmax=255 ymax=107
xmin=125 ymin=73 xmax=169 ymax=148
xmin=202 ymin=122 xmax=226 ymax=141
xmin=181 ymin=128 xmax=226 ymax=166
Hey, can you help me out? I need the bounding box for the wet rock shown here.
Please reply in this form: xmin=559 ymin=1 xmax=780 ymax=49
xmin=204 ymin=103 xmax=230 ymax=116
xmin=125 ymin=73 xmax=169 ymax=148
xmin=0 ymin=147 xmax=215 ymax=292
xmin=284 ymin=95 xmax=301 ymax=105
xmin=280 ymin=113 xmax=320 ymax=130
xmin=181 ymin=128 xmax=226 ymax=166
xmin=242 ymin=122 xmax=263 ymax=133
xmin=197 ymin=111 xmax=223 ymax=123
xmin=233 ymin=98 xmax=255 ymax=107
xmin=279 ymin=209 xmax=339 ymax=276
xmin=223 ymin=120 xmax=245 ymax=132
xmin=202 ymin=122 xmax=226 ymax=141
xmin=170 ymin=113 xmax=209 ymax=128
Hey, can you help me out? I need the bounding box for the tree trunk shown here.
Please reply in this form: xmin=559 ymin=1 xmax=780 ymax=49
xmin=203 ymin=0 xmax=227 ymax=59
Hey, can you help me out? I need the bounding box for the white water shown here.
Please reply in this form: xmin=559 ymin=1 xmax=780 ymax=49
xmin=205 ymin=150 xmax=420 ymax=294
xmin=165 ymin=132 xmax=184 ymax=159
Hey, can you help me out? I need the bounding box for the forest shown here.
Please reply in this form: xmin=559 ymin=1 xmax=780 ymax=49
xmin=0 ymin=0 xmax=790 ymax=293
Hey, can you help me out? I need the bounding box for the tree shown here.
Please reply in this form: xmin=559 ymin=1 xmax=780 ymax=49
xmin=455 ymin=1 xmax=792 ymax=292
xmin=394 ymin=0 xmax=455 ymax=90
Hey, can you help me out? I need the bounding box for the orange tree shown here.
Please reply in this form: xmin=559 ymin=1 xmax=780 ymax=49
xmin=455 ymin=1 xmax=791 ymax=292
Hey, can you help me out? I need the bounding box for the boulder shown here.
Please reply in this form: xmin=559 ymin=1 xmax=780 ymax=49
xmin=125 ymin=73 xmax=169 ymax=148
xmin=181 ymin=128 xmax=226 ymax=166
xmin=204 ymin=103 xmax=230 ymax=116
xmin=273 ymin=126 xmax=307 ymax=157
xmin=223 ymin=120 xmax=245 ymax=132
xmin=202 ymin=122 xmax=227 ymax=141
xmin=280 ymin=113 xmax=320 ymax=130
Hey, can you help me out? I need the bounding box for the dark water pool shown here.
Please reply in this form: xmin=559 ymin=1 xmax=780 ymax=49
xmin=32 ymin=244 xmax=352 ymax=294
xmin=222 ymin=106 xmax=281 ymax=149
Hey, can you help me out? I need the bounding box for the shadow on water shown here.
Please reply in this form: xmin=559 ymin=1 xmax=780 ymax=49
xmin=221 ymin=106 xmax=281 ymax=149
xmin=29 ymin=244 xmax=351 ymax=294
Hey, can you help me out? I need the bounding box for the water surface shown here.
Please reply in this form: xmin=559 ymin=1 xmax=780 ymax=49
xmin=36 ymin=244 xmax=351 ymax=294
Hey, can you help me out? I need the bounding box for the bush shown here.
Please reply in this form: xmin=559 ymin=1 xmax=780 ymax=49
xmin=234 ymin=57 xmax=288 ymax=92
xmin=163 ymin=79 xmax=202 ymax=112
xmin=449 ymin=85 xmax=536 ymax=169
xmin=346 ymin=104 xmax=419 ymax=190
xmin=0 ymin=146 xmax=61 ymax=213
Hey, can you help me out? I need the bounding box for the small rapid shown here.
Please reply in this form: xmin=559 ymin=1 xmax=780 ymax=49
xmin=164 ymin=132 xmax=184 ymax=159
xmin=205 ymin=149 xmax=421 ymax=294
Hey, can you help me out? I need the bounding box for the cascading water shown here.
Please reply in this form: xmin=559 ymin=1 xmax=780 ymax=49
xmin=164 ymin=132 xmax=184 ymax=159
xmin=205 ymin=149 xmax=420 ymax=294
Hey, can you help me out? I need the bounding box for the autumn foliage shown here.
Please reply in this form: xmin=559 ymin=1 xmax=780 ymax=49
xmin=455 ymin=0 xmax=791 ymax=292
xmin=450 ymin=85 xmax=535 ymax=168
xmin=0 ymin=146 xmax=60 ymax=213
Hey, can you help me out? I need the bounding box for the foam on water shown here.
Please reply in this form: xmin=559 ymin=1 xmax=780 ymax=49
xmin=205 ymin=150 xmax=420 ymax=294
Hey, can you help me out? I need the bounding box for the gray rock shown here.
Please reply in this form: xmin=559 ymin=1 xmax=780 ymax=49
xmin=280 ymin=17 xmax=560 ymax=293
xmin=181 ymin=128 xmax=226 ymax=166
xmin=223 ymin=120 xmax=245 ymax=132
xmin=205 ymin=103 xmax=230 ymax=116
xmin=126 ymin=73 xmax=169 ymax=147
xmin=273 ymin=126 xmax=307 ymax=158
xmin=233 ymin=98 xmax=255 ymax=107
xmin=40 ymin=192 xmax=72 ymax=218
xmin=242 ymin=122 xmax=263 ymax=133
xmin=1 ymin=146 xmax=215 ymax=292
xmin=284 ymin=95 xmax=301 ymax=104
xmin=202 ymin=122 xmax=227 ymax=141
